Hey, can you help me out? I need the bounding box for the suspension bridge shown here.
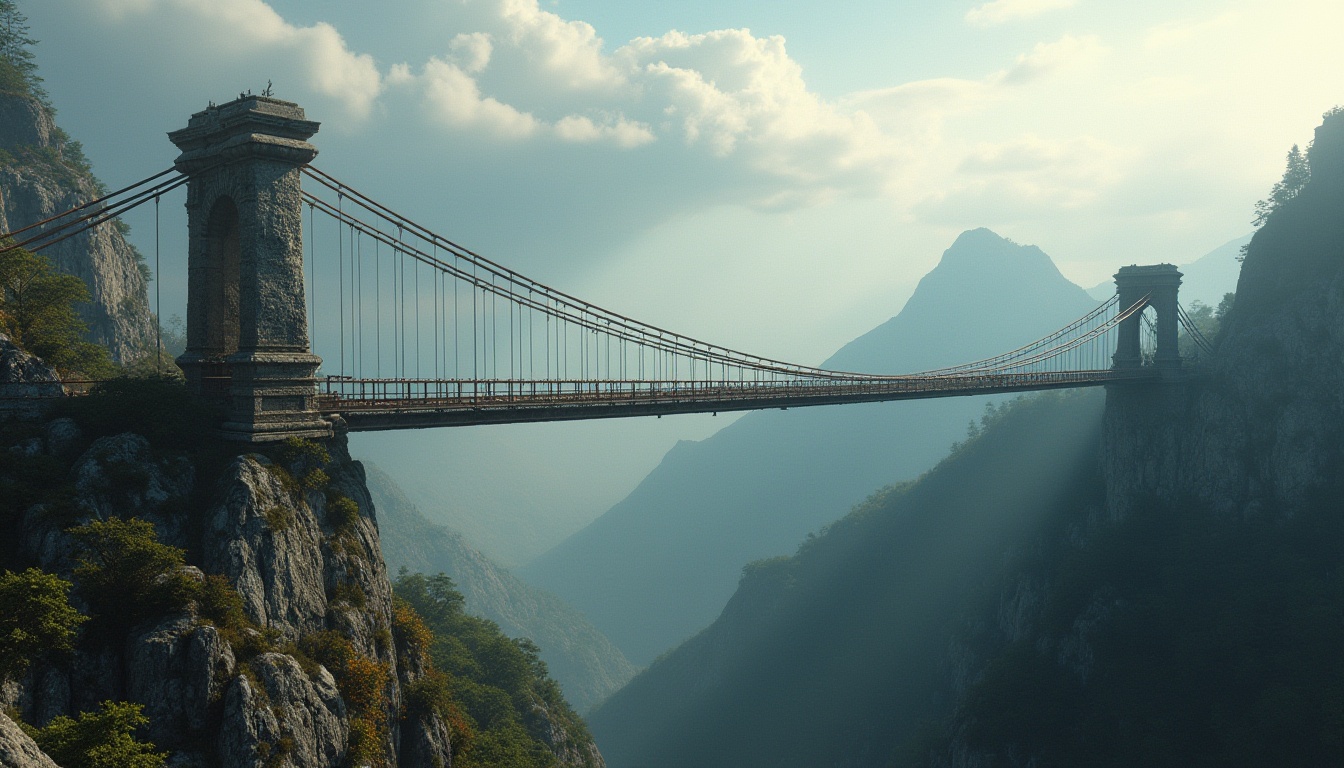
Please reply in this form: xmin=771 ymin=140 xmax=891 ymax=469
xmin=0 ymin=96 xmax=1212 ymax=441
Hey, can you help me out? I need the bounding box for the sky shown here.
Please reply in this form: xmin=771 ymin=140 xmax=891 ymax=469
xmin=21 ymin=0 xmax=1344 ymax=559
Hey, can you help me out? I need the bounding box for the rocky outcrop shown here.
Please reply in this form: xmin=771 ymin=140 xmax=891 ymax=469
xmin=0 ymin=92 xmax=54 ymax=152
xmin=2 ymin=424 xmax=457 ymax=767
xmin=0 ymin=332 xmax=62 ymax=420
xmin=217 ymin=653 xmax=348 ymax=768
xmin=127 ymin=612 xmax=235 ymax=752
xmin=203 ymin=456 xmax=332 ymax=639
xmin=0 ymin=711 xmax=58 ymax=768
xmin=0 ymin=92 xmax=156 ymax=363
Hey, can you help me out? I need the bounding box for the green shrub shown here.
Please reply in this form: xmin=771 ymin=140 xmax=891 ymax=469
xmin=326 ymin=494 xmax=360 ymax=533
xmin=21 ymin=700 xmax=166 ymax=768
xmin=301 ymin=468 xmax=330 ymax=491
xmin=0 ymin=568 xmax=86 ymax=682
xmin=404 ymin=670 xmax=454 ymax=717
xmin=69 ymin=518 xmax=199 ymax=631
xmin=262 ymin=505 xmax=294 ymax=532
xmin=329 ymin=580 xmax=367 ymax=609
xmin=278 ymin=437 xmax=330 ymax=468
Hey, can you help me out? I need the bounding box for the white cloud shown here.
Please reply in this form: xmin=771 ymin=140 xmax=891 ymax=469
xmin=414 ymin=57 xmax=540 ymax=138
xmin=965 ymin=0 xmax=1077 ymax=27
xmin=554 ymin=114 xmax=656 ymax=148
xmin=617 ymin=28 xmax=899 ymax=199
xmin=915 ymin=134 xmax=1132 ymax=226
xmin=449 ymin=32 xmax=494 ymax=74
xmin=998 ymin=34 xmax=1107 ymax=85
xmin=86 ymin=0 xmax=382 ymax=118
xmin=492 ymin=0 xmax=625 ymax=92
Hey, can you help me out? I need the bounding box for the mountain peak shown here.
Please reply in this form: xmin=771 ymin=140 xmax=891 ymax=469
xmin=937 ymin=227 xmax=1053 ymax=271
xmin=821 ymin=228 xmax=1094 ymax=373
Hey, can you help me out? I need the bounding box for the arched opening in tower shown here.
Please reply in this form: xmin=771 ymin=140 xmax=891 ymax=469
xmin=204 ymin=195 xmax=242 ymax=357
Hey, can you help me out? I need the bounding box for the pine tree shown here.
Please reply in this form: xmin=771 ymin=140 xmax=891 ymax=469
xmin=0 ymin=0 xmax=43 ymax=99
xmin=1252 ymin=144 xmax=1310 ymax=227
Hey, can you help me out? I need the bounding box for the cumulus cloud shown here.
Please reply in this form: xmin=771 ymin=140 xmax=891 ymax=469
xmin=965 ymin=0 xmax=1077 ymax=27
xmin=493 ymin=0 xmax=624 ymax=92
xmin=415 ymin=57 xmax=540 ymax=138
xmin=366 ymin=7 xmax=900 ymax=206
xmin=616 ymin=28 xmax=898 ymax=197
xmin=86 ymin=0 xmax=382 ymax=118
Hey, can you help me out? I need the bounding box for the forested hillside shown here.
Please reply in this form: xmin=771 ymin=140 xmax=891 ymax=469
xmin=590 ymin=391 xmax=1110 ymax=765
xmin=368 ymin=465 xmax=636 ymax=713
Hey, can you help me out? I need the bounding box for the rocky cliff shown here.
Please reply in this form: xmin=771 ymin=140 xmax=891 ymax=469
xmin=1 ymin=332 xmax=606 ymax=766
xmin=1102 ymin=111 xmax=1344 ymax=521
xmin=0 ymin=362 xmax=453 ymax=765
xmin=0 ymin=90 xmax=156 ymax=363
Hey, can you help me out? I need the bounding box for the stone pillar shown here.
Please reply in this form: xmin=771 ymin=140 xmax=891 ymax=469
xmin=170 ymin=96 xmax=331 ymax=441
xmin=1112 ymin=264 xmax=1183 ymax=373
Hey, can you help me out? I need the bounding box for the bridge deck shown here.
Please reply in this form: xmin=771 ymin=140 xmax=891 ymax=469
xmin=323 ymin=369 xmax=1162 ymax=432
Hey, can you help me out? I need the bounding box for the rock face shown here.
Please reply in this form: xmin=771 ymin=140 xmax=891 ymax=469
xmin=1 ymin=425 xmax=455 ymax=767
xmin=0 ymin=711 xmax=59 ymax=768
xmin=217 ymin=653 xmax=349 ymax=768
xmin=0 ymin=91 xmax=156 ymax=363
xmin=0 ymin=332 xmax=63 ymax=420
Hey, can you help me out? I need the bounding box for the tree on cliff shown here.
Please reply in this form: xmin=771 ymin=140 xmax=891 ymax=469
xmin=0 ymin=0 xmax=42 ymax=98
xmin=0 ymin=243 xmax=112 ymax=376
xmin=1253 ymin=144 xmax=1311 ymax=227
xmin=0 ymin=568 xmax=85 ymax=683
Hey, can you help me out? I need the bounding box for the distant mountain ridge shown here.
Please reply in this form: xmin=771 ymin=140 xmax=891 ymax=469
xmin=521 ymin=228 xmax=1102 ymax=665
xmin=365 ymin=464 xmax=637 ymax=713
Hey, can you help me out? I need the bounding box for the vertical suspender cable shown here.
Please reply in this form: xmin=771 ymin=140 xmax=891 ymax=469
xmin=338 ymin=193 xmax=345 ymax=376
xmin=433 ymin=243 xmax=439 ymax=381
xmin=415 ymin=246 xmax=421 ymax=379
xmin=155 ymin=195 xmax=162 ymax=372
xmin=350 ymin=224 xmax=358 ymax=377
xmin=472 ymin=262 xmax=478 ymax=382
xmin=453 ymin=258 xmax=458 ymax=379
xmin=375 ymin=239 xmax=381 ymax=377
xmin=309 ymin=202 xmax=317 ymax=361
xmin=354 ymin=230 xmax=361 ymax=378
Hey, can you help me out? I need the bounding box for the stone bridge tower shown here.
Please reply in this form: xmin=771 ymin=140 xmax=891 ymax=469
xmin=170 ymin=96 xmax=331 ymax=441
xmin=1112 ymin=263 xmax=1182 ymax=373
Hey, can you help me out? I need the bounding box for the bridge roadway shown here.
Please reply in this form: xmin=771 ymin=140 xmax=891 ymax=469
xmin=320 ymin=368 xmax=1162 ymax=432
